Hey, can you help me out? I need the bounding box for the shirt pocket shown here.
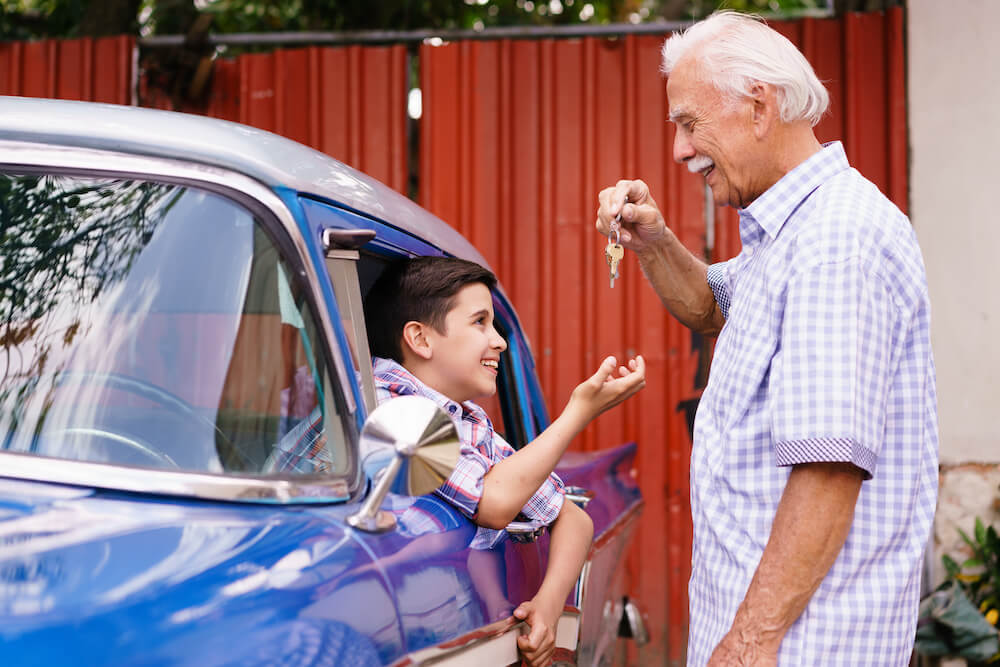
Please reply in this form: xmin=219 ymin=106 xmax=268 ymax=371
xmin=706 ymin=313 xmax=778 ymax=434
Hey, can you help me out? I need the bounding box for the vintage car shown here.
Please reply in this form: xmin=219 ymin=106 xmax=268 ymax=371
xmin=0 ymin=96 xmax=645 ymax=666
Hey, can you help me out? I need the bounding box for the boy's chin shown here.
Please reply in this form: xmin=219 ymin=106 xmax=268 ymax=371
xmin=467 ymin=384 xmax=498 ymax=402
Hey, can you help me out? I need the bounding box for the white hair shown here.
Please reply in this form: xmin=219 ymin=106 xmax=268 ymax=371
xmin=661 ymin=11 xmax=829 ymax=127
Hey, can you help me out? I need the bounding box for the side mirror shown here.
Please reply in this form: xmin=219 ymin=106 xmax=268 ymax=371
xmin=348 ymin=395 xmax=460 ymax=533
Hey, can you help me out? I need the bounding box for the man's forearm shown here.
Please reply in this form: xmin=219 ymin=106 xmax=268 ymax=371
xmin=710 ymin=462 xmax=864 ymax=663
xmin=637 ymin=232 xmax=724 ymax=336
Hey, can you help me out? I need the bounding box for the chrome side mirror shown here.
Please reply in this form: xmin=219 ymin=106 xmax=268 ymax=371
xmin=347 ymin=395 xmax=460 ymax=533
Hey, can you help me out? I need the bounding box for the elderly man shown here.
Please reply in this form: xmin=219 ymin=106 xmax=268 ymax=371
xmin=596 ymin=11 xmax=938 ymax=667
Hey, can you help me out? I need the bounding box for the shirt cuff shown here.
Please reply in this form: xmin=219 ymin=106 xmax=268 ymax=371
xmin=774 ymin=437 xmax=876 ymax=479
xmin=706 ymin=263 xmax=731 ymax=320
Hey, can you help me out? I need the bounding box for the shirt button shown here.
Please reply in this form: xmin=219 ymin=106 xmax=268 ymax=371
xmin=448 ymin=405 xmax=457 ymax=414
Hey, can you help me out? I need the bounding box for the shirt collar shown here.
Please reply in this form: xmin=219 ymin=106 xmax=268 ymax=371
xmin=740 ymin=141 xmax=850 ymax=241
xmin=372 ymin=356 xmax=484 ymax=421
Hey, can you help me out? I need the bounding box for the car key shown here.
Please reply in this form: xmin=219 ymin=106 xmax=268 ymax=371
xmin=605 ymin=215 xmax=624 ymax=288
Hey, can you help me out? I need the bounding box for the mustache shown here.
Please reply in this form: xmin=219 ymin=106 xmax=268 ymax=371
xmin=687 ymin=155 xmax=714 ymax=174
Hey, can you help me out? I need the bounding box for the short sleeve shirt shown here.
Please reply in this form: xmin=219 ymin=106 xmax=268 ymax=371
xmin=688 ymin=142 xmax=939 ymax=666
xmin=371 ymin=357 xmax=565 ymax=549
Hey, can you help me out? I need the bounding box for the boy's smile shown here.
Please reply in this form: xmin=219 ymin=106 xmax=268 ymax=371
xmin=421 ymin=282 xmax=507 ymax=404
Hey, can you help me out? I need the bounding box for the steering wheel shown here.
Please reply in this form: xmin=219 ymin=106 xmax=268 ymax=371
xmin=48 ymin=371 xmax=248 ymax=469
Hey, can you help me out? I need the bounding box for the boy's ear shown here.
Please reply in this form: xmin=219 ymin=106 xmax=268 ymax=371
xmin=401 ymin=321 xmax=434 ymax=361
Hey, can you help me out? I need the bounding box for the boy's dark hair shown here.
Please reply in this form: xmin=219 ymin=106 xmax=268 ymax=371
xmin=364 ymin=256 xmax=498 ymax=363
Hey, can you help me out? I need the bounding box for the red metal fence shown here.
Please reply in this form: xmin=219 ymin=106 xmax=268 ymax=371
xmin=0 ymin=9 xmax=907 ymax=663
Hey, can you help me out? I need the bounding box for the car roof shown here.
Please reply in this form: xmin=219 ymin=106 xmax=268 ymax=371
xmin=0 ymin=95 xmax=489 ymax=269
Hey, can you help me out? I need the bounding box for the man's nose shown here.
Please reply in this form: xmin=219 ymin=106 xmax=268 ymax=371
xmin=673 ymin=129 xmax=695 ymax=164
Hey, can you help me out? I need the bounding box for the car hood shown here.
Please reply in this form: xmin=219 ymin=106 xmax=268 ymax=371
xmin=0 ymin=477 xmax=387 ymax=666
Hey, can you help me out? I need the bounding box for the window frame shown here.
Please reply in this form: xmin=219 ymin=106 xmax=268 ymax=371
xmin=0 ymin=140 xmax=362 ymax=504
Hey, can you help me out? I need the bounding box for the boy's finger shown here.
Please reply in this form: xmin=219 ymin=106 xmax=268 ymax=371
xmin=588 ymin=356 xmax=618 ymax=384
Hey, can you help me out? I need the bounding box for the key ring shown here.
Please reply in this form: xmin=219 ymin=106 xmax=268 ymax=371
xmin=609 ymin=215 xmax=621 ymax=246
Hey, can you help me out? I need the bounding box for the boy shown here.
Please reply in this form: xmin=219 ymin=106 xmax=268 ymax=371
xmin=363 ymin=256 xmax=645 ymax=667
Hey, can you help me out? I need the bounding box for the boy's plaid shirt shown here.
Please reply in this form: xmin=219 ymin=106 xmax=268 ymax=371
xmin=372 ymin=357 xmax=565 ymax=549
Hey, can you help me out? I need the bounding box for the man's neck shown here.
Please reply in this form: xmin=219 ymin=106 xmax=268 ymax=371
xmin=773 ymin=123 xmax=824 ymax=177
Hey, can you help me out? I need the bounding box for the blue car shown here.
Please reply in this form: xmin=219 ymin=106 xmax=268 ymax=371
xmin=0 ymin=96 xmax=645 ymax=666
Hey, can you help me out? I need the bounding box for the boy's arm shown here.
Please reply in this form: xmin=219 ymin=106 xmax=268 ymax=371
xmin=476 ymin=355 xmax=645 ymax=529
xmin=514 ymin=500 xmax=594 ymax=667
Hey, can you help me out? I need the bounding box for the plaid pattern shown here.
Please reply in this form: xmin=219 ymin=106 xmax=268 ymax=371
xmin=372 ymin=357 xmax=565 ymax=550
xmin=692 ymin=142 xmax=938 ymax=666
xmin=264 ymin=406 xmax=332 ymax=474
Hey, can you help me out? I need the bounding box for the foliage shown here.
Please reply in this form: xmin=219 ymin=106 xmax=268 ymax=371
xmin=0 ymin=175 xmax=173 ymax=385
xmin=916 ymin=515 xmax=1000 ymax=665
xmin=2 ymin=0 xmax=826 ymax=40
xmin=944 ymin=517 xmax=1000 ymax=613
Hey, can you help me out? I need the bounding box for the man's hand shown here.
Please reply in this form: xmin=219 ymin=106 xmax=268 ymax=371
xmin=596 ymin=179 xmax=670 ymax=252
xmin=514 ymin=597 xmax=560 ymax=667
xmin=706 ymin=630 xmax=779 ymax=667
xmin=567 ymin=355 xmax=646 ymax=421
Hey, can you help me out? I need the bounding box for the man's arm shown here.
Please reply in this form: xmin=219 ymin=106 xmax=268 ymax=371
xmin=636 ymin=235 xmax=725 ymax=336
xmin=596 ymin=179 xmax=723 ymax=336
xmin=707 ymin=461 xmax=864 ymax=666
xmin=475 ymin=355 xmax=645 ymax=529
xmin=514 ymin=500 xmax=594 ymax=667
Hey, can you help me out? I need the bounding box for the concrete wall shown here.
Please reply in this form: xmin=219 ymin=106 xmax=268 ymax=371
xmin=908 ymin=0 xmax=1000 ymax=582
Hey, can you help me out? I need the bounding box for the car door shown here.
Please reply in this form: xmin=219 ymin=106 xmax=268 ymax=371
xmin=308 ymin=197 xmax=644 ymax=665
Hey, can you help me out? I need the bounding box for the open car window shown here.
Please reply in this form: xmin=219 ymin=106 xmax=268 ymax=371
xmin=0 ymin=171 xmax=350 ymax=477
xmin=351 ymin=249 xmax=530 ymax=448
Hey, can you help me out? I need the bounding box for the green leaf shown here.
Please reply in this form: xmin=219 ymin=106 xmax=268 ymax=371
xmin=964 ymin=558 xmax=985 ymax=569
xmin=944 ymin=554 xmax=961 ymax=577
xmin=959 ymin=527 xmax=978 ymax=551
xmin=976 ymin=517 xmax=988 ymax=547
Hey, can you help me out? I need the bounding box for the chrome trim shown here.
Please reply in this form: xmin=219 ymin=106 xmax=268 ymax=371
xmin=0 ymin=451 xmax=349 ymax=503
xmin=505 ymin=520 xmax=547 ymax=542
xmin=0 ymin=140 xmax=362 ymax=504
xmin=391 ymin=609 xmax=581 ymax=667
xmin=564 ymin=485 xmax=595 ymax=508
xmin=592 ymin=496 xmax=644 ymax=551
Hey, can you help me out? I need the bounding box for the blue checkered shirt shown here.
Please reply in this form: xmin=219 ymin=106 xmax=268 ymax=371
xmin=688 ymin=142 xmax=939 ymax=666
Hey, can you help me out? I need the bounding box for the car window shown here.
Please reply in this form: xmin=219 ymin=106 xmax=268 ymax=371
xmin=353 ymin=250 xmax=530 ymax=447
xmin=0 ymin=172 xmax=349 ymax=477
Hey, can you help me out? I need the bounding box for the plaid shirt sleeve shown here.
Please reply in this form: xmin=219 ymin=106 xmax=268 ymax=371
xmin=770 ymin=256 xmax=895 ymax=478
xmin=264 ymin=405 xmax=331 ymax=474
xmin=492 ymin=432 xmax=565 ymax=527
xmin=707 ymin=260 xmax=733 ymax=320
xmin=372 ymin=358 xmax=566 ymax=528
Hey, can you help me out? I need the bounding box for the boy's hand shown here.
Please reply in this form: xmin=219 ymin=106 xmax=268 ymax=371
xmin=568 ymin=355 xmax=646 ymax=420
xmin=513 ymin=597 xmax=561 ymax=667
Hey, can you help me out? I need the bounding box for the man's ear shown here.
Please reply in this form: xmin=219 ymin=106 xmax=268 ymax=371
xmin=401 ymin=321 xmax=433 ymax=361
xmin=749 ymin=81 xmax=779 ymax=139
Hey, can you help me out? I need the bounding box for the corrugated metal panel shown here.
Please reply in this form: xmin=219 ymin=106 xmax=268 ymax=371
xmin=421 ymin=9 xmax=907 ymax=664
xmin=142 ymin=44 xmax=410 ymax=195
xmin=0 ymin=36 xmax=132 ymax=103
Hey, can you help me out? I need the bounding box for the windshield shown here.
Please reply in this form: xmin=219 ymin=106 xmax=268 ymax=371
xmin=0 ymin=172 xmax=349 ymax=477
